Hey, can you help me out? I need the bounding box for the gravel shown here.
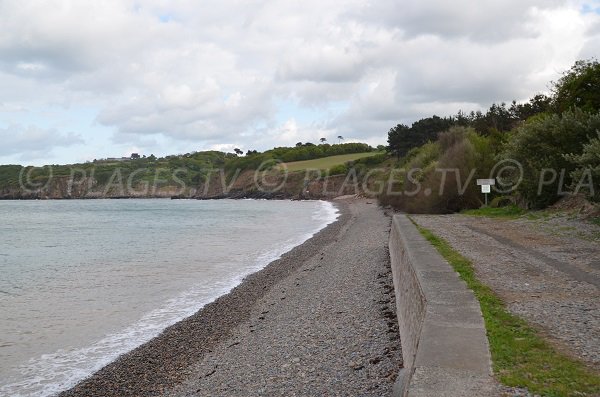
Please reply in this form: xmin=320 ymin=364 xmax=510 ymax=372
xmin=411 ymin=214 xmax=600 ymax=370
xmin=59 ymin=199 xmax=402 ymax=397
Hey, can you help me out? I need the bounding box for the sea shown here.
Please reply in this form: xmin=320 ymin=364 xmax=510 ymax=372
xmin=0 ymin=199 xmax=338 ymax=397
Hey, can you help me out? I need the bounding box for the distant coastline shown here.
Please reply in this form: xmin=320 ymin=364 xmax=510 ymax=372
xmin=0 ymin=169 xmax=367 ymax=201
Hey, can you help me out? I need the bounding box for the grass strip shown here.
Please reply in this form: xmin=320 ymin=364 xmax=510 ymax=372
xmin=410 ymin=218 xmax=600 ymax=397
xmin=461 ymin=205 xmax=527 ymax=218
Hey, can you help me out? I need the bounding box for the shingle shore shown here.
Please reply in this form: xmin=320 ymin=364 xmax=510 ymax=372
xmin=59 ymin=199 xmax=402 ymax=397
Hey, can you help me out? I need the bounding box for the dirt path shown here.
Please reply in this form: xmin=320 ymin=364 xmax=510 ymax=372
xmin=412 ymin=214 xmax=600 ymax=370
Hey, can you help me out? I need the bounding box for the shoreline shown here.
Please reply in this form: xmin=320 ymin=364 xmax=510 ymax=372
xmin=58 ymin=200 xmax=353 ymax=397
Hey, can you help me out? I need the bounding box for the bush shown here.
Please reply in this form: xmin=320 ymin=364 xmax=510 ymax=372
xmin=353 ymin=152 xmax=388 ymax=166
xmin=380 ymin=127 xmax=496 ymax=213
xmin=0 ymin=165 xmax=23 ymax=188
xmin=328 ymin=164 xmax=348 ymax=176
xmin=566 ymin=130 xmax=600 ymax=202
xmin=502 ymin=109 xmax=600 ymax=208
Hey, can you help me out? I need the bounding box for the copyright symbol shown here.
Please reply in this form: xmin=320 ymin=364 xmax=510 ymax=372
xmin=491 ymin=159 xmax=523 ymax=194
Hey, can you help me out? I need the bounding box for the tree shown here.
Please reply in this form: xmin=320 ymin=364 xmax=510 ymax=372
xmin=503 ymin=108 xmax=600 ymax=208
xmin=295 ymin=142 xmax=303 ymax=147
xmin=410 ymin=115 xmax=454 ymax=139
xmin=509 ymin=94 xmax=552 ymax=120
xmin=337 ymin=135 xmax=344 ymax=144
xmin=454 ymin=110 xmax=471 ymax=126
xmin=566 ymin=130 xmax=600 ymax=202
xmin=234 ymin=148 xmax=243 ymax=156
xmin=319 ymin=137 xmax=327 ymax=144
xmin=552 ymin=59 xmax=600 ymax=113
xmin=387 ymin=124 xmax=410 ymax=159
xmin=386 ymin=116 xmax=453 ymax=160
xmin=482 ymin=102 xmax=516 ymax=133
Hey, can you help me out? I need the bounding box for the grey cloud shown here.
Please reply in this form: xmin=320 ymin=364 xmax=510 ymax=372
xmin=98 ymin=84 xmax=274 ymax=142
xmin=384 ymin=32 xmax=554 ymax=105
xmin=0 ymin=0 xmax=597 ymax=161
xmin=0 ymin=124 xmax=84 ymax=157
xmin=0 ymin=0 xmax=182 ymax=81
xmin=286 ymin=81 xmax=357 ymax=107
xmin=277 ymin=45 xmax=365 ymax=83
xmin=354 ymin=0 xmax=567 ymax=43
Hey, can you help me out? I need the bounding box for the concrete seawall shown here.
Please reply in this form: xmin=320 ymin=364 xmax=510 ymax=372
xmin=389 ymin=214 xmax=496 ymax=396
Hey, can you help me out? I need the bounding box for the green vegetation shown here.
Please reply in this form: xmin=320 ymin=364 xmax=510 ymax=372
xmin=380 ymin=127 xmax=497 ymax=213
xmin=553 ymin=59 xmax=600 ymax=114
xmin=413 ymin=221 xmax=600 ymax=397
xmin=387 ymin=116 xmax=454 ymax=159
xmin=381 ymin=58 xmax=600 ymax=213
xmin=0 ymin=143 xmax=380 ymax=193
xmin=224 ymin=142 xmax=373 ymax=173
xmin=461 ymin=205 xmax=526 ymax=218
xmin=566 ymin=130 xmax=600 ymax=203
xmin=5 ymin=58 xmax=600 ymax=207
xmin=280 ymin=151 xmax=383 ymax=172
xmin=1 ymin=151 xmax=229 ymax=192
xmin=503 ymin=109 xmax=600 ymax=208
xmin=0 ymin=164 xmax=24 ymax=188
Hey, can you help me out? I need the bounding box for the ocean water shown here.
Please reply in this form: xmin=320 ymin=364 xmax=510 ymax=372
xmin=0 ymin=199 xmax=338 ymax=397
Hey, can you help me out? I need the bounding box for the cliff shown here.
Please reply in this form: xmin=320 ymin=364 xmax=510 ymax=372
xmin=0 ymin=170 xmax=374 ymax=200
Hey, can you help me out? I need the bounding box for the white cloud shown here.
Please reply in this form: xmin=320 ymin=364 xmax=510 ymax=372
xmin=355 ymin=0 xmax=566 ymax=42
xmin=0 ymin=0 xmax=598 ymax=164
xmin=277 ymin=43 xmax=365 ymax=83
xmin=0 ymin=124 xmax=83 ymax=159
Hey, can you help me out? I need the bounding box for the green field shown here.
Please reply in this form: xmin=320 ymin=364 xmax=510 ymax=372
xmin=279 ymin=152 xmax=382 ymax=172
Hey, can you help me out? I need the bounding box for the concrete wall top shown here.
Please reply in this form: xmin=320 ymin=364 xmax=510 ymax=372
xmin=390 ymin=215 xmax=496 ymax=397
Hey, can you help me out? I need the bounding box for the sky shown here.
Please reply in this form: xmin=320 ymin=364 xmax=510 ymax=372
xmin=1 ymin=0 xmax=600 ymax=166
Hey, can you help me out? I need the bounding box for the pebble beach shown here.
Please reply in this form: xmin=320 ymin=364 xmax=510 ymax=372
xmin=59 ymin=199 xmax=402 ymax=396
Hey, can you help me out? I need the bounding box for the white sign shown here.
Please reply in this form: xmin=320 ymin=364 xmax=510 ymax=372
xmin=477 ymin=178 xmax=495 ymax=186
xmin=481 ymin=185 xmax=491 ymax=193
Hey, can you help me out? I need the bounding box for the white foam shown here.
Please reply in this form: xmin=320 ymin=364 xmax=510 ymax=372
xmin=0 ymin=200 xmax=340 ymax=397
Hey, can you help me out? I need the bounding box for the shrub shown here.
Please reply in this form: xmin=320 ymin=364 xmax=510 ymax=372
xmin=353 ymin=152 xmax=388 ymax=166
xmin=502 ymin=109 xmax=600 ymax=208
xmin=328 ymin=164 xmax=348 ymax=176
xmin=566 ymin=131 xmax=600 ymax=202
xmin=380 ymin=127 xmax=495 ymax=213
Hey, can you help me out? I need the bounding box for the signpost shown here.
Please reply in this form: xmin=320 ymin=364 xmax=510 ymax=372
xmin=476 ymin=178 xmax=495 ymax=207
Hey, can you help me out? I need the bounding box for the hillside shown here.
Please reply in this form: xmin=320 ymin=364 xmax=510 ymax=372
xmin=280 ymin=152 xmax=384 ymax=172
xmin=0 ymin=143 xmax=384 ymax=200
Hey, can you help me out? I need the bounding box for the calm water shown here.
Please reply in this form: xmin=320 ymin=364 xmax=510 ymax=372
xmin=0 ymin=199 xmax=338 ymax=397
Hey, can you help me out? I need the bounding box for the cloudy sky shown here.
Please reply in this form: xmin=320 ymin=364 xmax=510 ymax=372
xmin=1 ymin=0 xmax=600 ymax=165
